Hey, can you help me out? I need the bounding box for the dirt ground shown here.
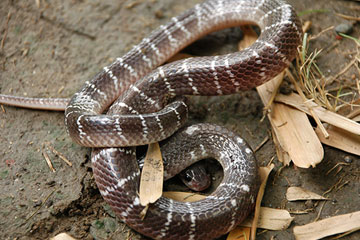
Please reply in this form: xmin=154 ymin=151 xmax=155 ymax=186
xmin=0 ymin=0 xmax=359 ymax=239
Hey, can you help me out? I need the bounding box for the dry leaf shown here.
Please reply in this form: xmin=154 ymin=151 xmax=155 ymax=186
xmin=139 ymin=142 xmax=164 ymax=206
xmin=293 ymin=211 xmax=360 ymax=240
xmin=286 ymin=187 xmax=328 ymax=201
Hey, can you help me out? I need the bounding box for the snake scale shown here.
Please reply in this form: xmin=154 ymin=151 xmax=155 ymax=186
xmin=0 ymin=0 xmax=302 ymax=239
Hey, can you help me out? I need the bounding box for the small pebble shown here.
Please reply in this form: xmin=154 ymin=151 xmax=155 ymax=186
xmin=155 ymin=10 xmax=164 ymax=19
xmin=46 ymin=199 xmax=53 ymax=208
xmin=46 ymin=180 xmax=56 ymax=187
xmin=334 ymin=23 xmax=353 ymax=37
xmin=344 ymin=155 xmax=352 ymax=163
xmin=33 ymin=200 xmax=42 ymax=207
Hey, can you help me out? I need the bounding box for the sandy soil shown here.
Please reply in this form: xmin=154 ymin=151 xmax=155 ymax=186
xmin=0 ymin=0 xmax=359 ymax=239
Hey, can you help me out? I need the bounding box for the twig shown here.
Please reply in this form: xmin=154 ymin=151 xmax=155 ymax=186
xmin=44 ymin=142 xmax=72 ymax=167
xmin=331 ymin=227 xmax=360 ymax=239
xmin=347 ymin=108 xmax=360 ymax=119
xmin=42 ymin=147 xmax=56 ymax=172
xmin=309 ymin=26 xmax=334 ymax=41
xmin=40 ymin=14 xmax=96 ymax=40
xmin=326 ymin=162 xmax=350 ymax=175
xmin=331 ymin=58 xmax=358 ymax=83
xmin=25 ymin=189 xmax=56 ymax=223
xmin=324 ymin=177 xmax=343 ymax=196
xmin=107 ymin=225 xmax=122 ymax=240
xmin=267 ymin=155 xmax=276 ymax=167
xmin=1 ymin=12 xmax=12 ymax=50
xmin=260 ymin=71 xmax=285 ymax=122
xmin=335 ymin=13 xmax=360 ymax=21
xmin=314 ymin=201 xmax=326 ymax=222
xmin=253 ymin=135 xmax=270 ymax=153
xmin=336 ymin=180 xmax=349 ymax=192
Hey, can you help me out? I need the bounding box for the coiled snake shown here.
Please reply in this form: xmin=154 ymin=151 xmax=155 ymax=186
xmin=0 ymin=0 xmax=302 ymax=239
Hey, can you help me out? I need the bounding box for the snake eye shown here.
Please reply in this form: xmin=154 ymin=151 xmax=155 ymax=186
xmin=184 ymin=173 xmax=192 ymax=182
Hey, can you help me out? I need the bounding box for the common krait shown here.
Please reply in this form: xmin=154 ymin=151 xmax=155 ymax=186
xmin=0 ymin=0 xmax=302 ymax=239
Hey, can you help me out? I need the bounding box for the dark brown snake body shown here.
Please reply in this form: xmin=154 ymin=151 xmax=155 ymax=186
xmin=0 ymin=0 xmax=302 ymax=238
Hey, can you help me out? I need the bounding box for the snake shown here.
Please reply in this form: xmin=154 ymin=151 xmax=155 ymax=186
xmin=0 ymin=0 xmax=302 ymax=239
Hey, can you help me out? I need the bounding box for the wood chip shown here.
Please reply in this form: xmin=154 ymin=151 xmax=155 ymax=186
xmin=227 ymin=226 xmax=250 ymax=240
xmin=50 ymin=233 xmax=76 ymax=240
xmin=257 ymin=78 xmax=324 ymax=168
xmin=139 ymin=142 xmax=164 ymax=206
xmin=315 ymin=125 xmax=360 ymax=156
xmin=276 ymin=93 xmax=360 ymax=136
xmin=240 ymin=207 xmax=294 ymax=231
xmin=162 ymin=191 xmax=206 ymax=202
xmin=293 ymin=211 xmax=360 ymax=240
xmin=250 ymin=164 xmax=274 ymax=239
xmin=286 ymin=187 xmax=329 ymax=201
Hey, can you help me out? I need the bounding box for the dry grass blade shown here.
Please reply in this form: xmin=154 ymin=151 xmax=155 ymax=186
xmin=286 ymin=69 xmax=329 ymax=138
xmin=297 ymin=32 xmax=360 ymax=115
xmin=42 ymin=147 xmax=56 ymax=172
xmin=297 ymin=33 xmax=333 ymax=110
xmin=336 ymin=12 xmax=360 ymax=21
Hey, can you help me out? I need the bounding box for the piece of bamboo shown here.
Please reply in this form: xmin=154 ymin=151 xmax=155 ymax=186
xmin=293 ymin=211 xmax=360 ymax=240
xmin=257 ymin=78 xmax=324 ymax=168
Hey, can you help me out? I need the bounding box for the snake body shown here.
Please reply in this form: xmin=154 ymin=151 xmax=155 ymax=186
xmin=0 ymin=0 xmax=302 ymax=239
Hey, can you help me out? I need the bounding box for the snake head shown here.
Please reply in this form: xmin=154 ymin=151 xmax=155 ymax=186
xmin=179 ymin=161 xmax=211 ymax=192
